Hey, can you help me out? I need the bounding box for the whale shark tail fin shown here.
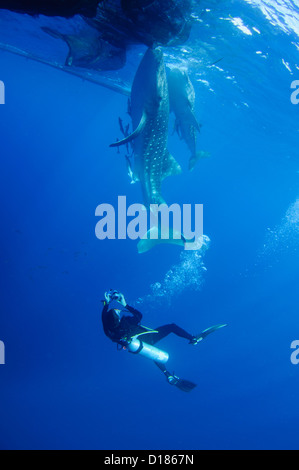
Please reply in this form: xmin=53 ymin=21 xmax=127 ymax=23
xmin=137 ymin=226 xmax=186 ymax=254
xmin=189 ymin=150 xmax=210 ymax=172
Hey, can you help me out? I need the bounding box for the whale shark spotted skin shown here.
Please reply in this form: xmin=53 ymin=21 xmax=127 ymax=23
xmin=111 ymin=47 xmax=182 ymax=207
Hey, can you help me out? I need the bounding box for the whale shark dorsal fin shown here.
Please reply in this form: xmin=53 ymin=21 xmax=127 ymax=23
xmin=162 ymin=151 xmax=182 ymax=180
xmin=110 ymin=111 xmax=147 ymax=148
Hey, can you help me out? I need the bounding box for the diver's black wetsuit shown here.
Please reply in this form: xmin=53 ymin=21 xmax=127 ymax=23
xmin=102 ymin=301 xmax=199 ymax=392
xmin=102 ymin=303 xmax=194 ymax=344
xmin=102 ymin=303 xmax=144 ymax=343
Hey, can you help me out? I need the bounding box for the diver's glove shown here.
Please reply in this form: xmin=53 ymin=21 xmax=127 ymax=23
xmin=113 ymin=291 xmax=127 ymax=307
xmin=104 ymin=289 xmax=118 ymax=304
xmin=104 ymin=289 xmax=127 ymax=307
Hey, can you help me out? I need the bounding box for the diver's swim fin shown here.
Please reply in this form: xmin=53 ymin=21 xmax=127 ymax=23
xmin=174 ymin=379 xmax=197 ymax=393
xmin=167 ymin=374 xmax=197 ymax=393
xmin=190 ymin=324 xmax=228 ymax=345
xmin=156 ymin=364 xmax=197 ymax=393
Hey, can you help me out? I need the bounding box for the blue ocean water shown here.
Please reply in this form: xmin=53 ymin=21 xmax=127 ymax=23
xmin=0 ymin=0 xmax=298 ymax=450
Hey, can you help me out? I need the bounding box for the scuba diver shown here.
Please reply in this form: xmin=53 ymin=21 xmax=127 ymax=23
xmin=102 ymin=289 xmax=227 ymax=392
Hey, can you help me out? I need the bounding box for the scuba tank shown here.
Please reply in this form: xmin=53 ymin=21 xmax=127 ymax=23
xmin=128 ymin=338 xmax=169 ymax=364
xmin=124 ymin=334 xmax=169 ymax=365
xmin=119 ymin=332 xmax=196 ymax=392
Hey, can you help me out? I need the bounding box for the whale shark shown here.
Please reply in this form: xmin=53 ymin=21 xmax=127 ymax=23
xmin=110 ymin=47 xmax=182 ymax=206
xmin=110 ymin=47 xmax=186 ymax=253
xmin=167 ymin=67 xmax=210 ymax=171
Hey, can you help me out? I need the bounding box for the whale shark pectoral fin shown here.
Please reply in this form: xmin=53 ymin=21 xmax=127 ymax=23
xmin=190 ymin=111 xmax=202 ymax=133
xmin=174 ymin=118 xmax=182 ymax=139
xmin=137 ymin=227 xmax=186 ymax=254
xmin=162 ymin=151 xmax=182 ymax=180
xmin=110 ymin=112 xmax=147 ymax=148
